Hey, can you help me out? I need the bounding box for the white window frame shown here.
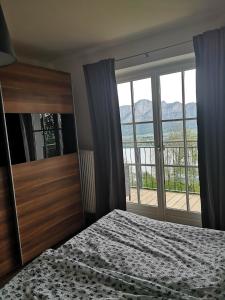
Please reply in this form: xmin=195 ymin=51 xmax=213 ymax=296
xmin=117 ymin=57 xmax=202 ymax=227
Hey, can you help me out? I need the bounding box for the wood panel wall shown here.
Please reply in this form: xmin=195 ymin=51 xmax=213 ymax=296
xmin=0 ymin=167 xmax=19 ymax=280
xmin=0 ymin=63 xmax=74 ymax=113
xmin=12 ymin=154 xmax=83 ymax=264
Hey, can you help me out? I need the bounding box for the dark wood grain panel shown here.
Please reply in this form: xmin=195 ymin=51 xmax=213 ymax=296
xmin=0 ymin=167 xmax=19 ymax=280
xmin=0 ymin=63 xmax=74 ymax=113
xmin=12 ymin=154 xmax=84 ymax=264
xmin=22 ymin=214 xmax=83 ymax=263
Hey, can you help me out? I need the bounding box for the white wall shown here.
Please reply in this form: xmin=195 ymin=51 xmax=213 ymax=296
xmin=52 ymin=13 xmax=225 ymax=150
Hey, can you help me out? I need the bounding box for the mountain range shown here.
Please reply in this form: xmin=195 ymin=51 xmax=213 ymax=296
xmin=120 ymin=99 xmax=197 ymax=140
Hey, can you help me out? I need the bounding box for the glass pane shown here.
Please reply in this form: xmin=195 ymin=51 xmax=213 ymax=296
xmin=128 ymin=165 xmax=137 ymax=188
xmin=164 ymin=166 xmax=186 ymax=193
xmin=165 ymin=166 xmax=187 ymax=211
xmin=121 ymin=124 xmax=133 ymax=143
xmin=188 ymin=167 xmax=200 ymax=194
xmin=187 ymin=144 xmax=198 ymax=166
xmin=125 ymin=165 xmax=138 ymax=203
xmin=166 ymin=191 xmax=187 ymax=211
xmin=123 ymin=145 xmax=135 ymax=164
xmin=33 ymin=132 xmax=44 ymax=160
xmin=160 ymin=72 xmax=182 ymax=120
xmin=136 ymin=123 xmax=154 ymax=143
xmin=139 ymin=146 xmax=155 ymax=165
xmin=141 ymin=166 xmax=157 ymax=189
xmin=140 ymin=166 xmax=157 ymax=206
xmin=188 ymin=167 xmax=201 ymax=213
xmin=162 ymin=120 xmax=184 ymax=145
xmin=184 ymin=69 xmax=197 ymax=118
xmin=164 ymin=146 xmax=185 ymax=166
xmin=186 ymin=103 xmax=197 ymax=118
xmin=117 ymin=82 xmax=132 ymax=123
xmin=186 ymin=120 xmax=197 ymax=141
xmin=133 ymin=78 xmax=153 ymax=122
xmin=189 ymin=194 xmax=201 ymax=213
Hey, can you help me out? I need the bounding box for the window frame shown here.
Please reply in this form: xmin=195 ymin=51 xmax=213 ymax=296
xmin=117 ymin=57 xmax=202 ymax=227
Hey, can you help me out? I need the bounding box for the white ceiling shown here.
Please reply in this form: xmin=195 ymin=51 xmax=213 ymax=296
xmin=2 ymin=0 xmax=225 ymax=61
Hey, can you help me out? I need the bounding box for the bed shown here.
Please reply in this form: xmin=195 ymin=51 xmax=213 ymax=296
xmin=1 ymin=210 xmax=225 ymax=299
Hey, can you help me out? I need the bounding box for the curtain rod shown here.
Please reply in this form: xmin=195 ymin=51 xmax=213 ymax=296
xmin=115 ymin=39 xmax=192 ymax=62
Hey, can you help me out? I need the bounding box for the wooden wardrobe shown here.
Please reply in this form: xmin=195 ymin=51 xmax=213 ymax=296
xmin=0 ymin=63 xmax=83 ymax=282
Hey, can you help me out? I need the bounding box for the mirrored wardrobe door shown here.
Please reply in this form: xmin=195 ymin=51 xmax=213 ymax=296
xmin=0 ymin=63 xmax=83 ymax=265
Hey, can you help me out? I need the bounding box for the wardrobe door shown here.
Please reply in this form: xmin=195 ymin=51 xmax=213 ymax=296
xmin=0 ymin=102 xmax=20 ymax=281
xmin=0 ymin=63 xmax=84 ymax=264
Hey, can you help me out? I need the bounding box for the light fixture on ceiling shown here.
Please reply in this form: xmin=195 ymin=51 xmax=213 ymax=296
xmin=0 ymin=5 xmax=16 ymax=66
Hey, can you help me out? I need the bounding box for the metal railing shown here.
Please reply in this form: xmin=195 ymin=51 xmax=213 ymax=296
xmin=123 ymin=144 xmax=200 ymax=198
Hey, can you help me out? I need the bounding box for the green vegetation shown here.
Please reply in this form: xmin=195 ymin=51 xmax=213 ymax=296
xmin=139 ymin=170 xmax=199 ymax=193
xmin=126 ymin=129 xmax=200 ymax=194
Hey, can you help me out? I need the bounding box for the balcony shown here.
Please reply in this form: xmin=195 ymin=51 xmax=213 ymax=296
xmin=124 ymin=145 xmax=201 ymax=213
xmin=127 ymin=188 xmax=201 ymax=213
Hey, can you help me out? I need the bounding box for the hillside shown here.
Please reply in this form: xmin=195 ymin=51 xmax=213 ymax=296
xmin=120 ymin=99 xmax=197 ymax=140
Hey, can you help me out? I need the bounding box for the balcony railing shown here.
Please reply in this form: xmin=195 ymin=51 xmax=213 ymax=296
xmin=123 ymin=144 xmax=200 ymax=197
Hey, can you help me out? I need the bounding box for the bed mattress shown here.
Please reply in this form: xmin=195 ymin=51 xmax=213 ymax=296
xmin=1 ymin=210 xmax=225 ymax=299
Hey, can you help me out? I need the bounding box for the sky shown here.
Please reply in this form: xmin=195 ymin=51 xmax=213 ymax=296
xmin=117 ymin=69 xmax=196 ymax=106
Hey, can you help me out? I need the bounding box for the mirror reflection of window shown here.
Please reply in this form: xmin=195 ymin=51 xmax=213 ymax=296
xmin=6 ymin=113 xmax=76 ymax=164
xmin=30 ymin=113 xmax=63 ymax=160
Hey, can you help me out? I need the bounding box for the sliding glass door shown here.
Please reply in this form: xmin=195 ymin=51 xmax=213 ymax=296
xmin=117 ymin=63 xmax=201 ymax=225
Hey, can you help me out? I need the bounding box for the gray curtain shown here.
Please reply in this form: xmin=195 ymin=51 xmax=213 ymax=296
xmin=83 ymin=59 xmax=126 ymax=219
xmin=193 ymin=27 xmax=225 ymax=230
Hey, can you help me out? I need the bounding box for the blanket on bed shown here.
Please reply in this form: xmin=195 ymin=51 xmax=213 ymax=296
xmin=1 ymin=210 xmax=225 ymax=299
